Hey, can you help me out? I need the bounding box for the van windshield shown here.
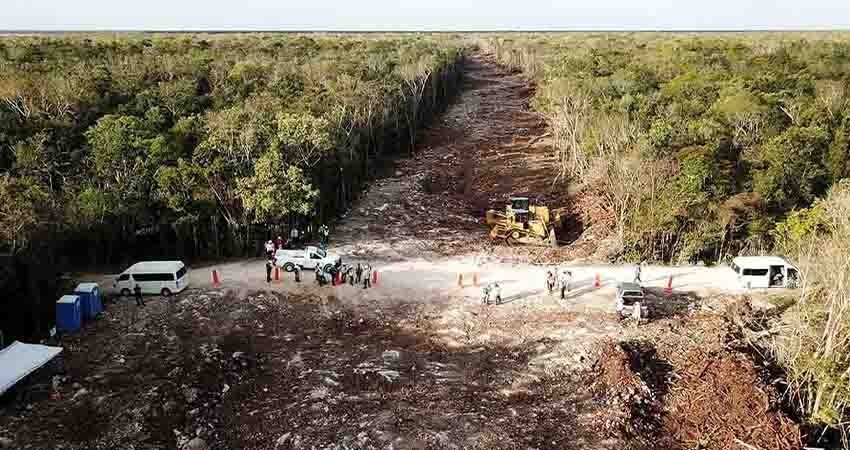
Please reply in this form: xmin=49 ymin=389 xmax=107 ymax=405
xmin=621 ymin=291 xmax=644 ymax=306
xmin=315 ymin=248 xmax=327 ymax=258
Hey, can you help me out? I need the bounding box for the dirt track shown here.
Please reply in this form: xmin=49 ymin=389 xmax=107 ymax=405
xmin=335 ymin=54 xmax=566 ymax=259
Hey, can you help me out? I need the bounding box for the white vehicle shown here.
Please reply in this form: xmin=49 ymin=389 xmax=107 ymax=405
xmin=274 ymin=246 xmax=341 ymax=274
xmin=113 ymin=261 xmax=189 ymax=297
xmin=616 ymin=282 xmax=649 ymax=319
xmin=730 ymin=256 xmax=799 ymax=289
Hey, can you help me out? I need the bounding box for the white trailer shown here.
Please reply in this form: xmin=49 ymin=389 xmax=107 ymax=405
xmin=730 ymin=256 xmax=799 ymax=289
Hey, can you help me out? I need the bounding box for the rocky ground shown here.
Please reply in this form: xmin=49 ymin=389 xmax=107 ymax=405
xmin=0 ymin=287 xmax=799 ymax=450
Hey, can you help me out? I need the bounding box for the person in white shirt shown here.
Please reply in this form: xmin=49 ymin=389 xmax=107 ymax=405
xmin=363 ymin=265 xmax=373 ymax=289
xmin=319 ymin=224 xmax=330 ymax=246
xmin=559 ymin=269 xmax=572 ymax=299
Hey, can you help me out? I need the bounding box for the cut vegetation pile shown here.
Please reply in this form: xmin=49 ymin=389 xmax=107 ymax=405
xmin=591 ymin=313 xmax=802 ymax=450
xmin=659 ymin=349 xmax=800 ymax=450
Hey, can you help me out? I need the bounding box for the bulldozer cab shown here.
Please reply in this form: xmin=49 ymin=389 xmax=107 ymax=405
xmin=509 ymin=197 xmax=531 ymax=226
xmin=510 ymin=197 xmax=530 ymax=212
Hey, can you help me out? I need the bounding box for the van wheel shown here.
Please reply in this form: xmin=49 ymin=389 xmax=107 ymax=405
xmin=161 ymin=288 xmax=172 ymax=297
xmin=283 ymin=263 xmax=295 ymax=273
xmin=121 ymin=288 xmax=131 ymax=297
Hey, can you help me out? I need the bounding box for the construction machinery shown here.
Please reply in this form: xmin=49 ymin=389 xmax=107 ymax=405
xmin=486 ymin=197 xmax=558 ymax=246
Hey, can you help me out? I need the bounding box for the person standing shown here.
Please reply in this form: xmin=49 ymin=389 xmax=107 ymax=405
xmin=315 ymin=266 xmax=325 ymax=286
xmin=290 ymin=227 xmax=299 ymax=247
xmin=634 ymin=263 xmax=642 ymax=284
xmin=482 ymin=283 xmax=492 ymax=305
xmin=265 ymin=240 xmax=275 ymax=259
xmin=319 ymin=224 xmax=329 ymax=247
xmin=355 ymin=263 xmax=363 ymax=284
xmin=265 ymin=260 xmax=273 ymax=283
xmin=363 ymin=265 xmax=372 ymax=289
xmin=559 ymin=270 xmax=572 ymax=300
xmin=493 ymin=282 xmax=502 ymax=305
xmin=294 ymin=264 xmax=302 ymax=283
xmin=274 ymin=236 xmax=284 ymax=251
xmin=347 ymin=266 xmax=355 ymax=286
xmin=546 ymin=269 xmax=556 ymax=295
xmin=133 ymin=284 xmax=145 ymax=307
xmin=339 ymin=264 xmax=348 ymax=284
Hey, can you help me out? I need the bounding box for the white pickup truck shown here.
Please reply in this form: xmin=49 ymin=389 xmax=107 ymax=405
xmin=274 ymin=246 xmax=342 ymax=273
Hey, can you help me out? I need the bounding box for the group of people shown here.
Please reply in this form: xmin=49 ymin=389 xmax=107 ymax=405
xmin=265 ymin=258 xmax=303 ymax=283
xmin=264 ymin=223 xmax=331 ymax=258
xmin=546 ymin=266 xmax=573 ymax=299
xmin=313 ymin=262 xmax=374 ymax=288
xmin=264 ymin=236 xmax=286 ymax=259
xmin=481 ymin=282 xmax=502 ymax=305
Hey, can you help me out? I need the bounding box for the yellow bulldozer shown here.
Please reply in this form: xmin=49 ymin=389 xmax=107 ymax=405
xmin=486 ymin=197 xmax=558 ymax=246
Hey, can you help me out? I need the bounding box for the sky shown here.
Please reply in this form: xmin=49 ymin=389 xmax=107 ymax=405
xmin=4 ymin=0 xmax=850 ymax=31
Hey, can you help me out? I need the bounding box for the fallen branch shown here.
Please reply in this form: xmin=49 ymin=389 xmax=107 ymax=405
xmin=734 ymin=438 xmax=764 ymax=450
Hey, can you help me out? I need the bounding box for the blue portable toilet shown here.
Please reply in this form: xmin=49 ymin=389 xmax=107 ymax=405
xmin=73 ymin=282 xmax=102 ymax=319
xmin=56 ymin=295 xmax=82 ymax=332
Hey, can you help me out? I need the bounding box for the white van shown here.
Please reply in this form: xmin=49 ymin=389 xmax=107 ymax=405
xmin=730 ymin=256 xmax=799 ymax=289
xmin=114 ymin=261 xmax=189 ymax=297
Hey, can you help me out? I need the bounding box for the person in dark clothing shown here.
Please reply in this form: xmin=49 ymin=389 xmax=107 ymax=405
xmin=294 ymin=265 xmax=301 ymax=283
xmin=266 ymin=260 xmax=273 ymax=283
xmin=347 ymin=266 xmax=355 ymax=286
xmin=290 ymin=228 xmax=300 ymax=247
xmin=319 ymin=224 xmax=330 ymax=247
xmin=133 ymin=284 xmax=145 ymax=307
xmin=355 ymin=264 xmax=363 ymax=284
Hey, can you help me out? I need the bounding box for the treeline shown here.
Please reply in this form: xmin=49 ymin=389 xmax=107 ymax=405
xmin=0 ymin=34 xmax=464 ymax=340
xmin=485 ymin=33 xmax=850 ymax=263
xmin=766 ymin=180 xmax=850 ymax=441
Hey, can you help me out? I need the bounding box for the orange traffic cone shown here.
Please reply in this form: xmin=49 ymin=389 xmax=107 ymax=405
xmin=212 ymin=270 xmax=220 ymax=287
xmin=274 ymin=266 xmax=280 ymax=282
xmin=372 ymin=270 xmax=378 ymax=286
xmin=457 ymin=273 xmax=464 ymax=287
xmin=594 ymin=273 xmax=601 ymax=288
xmin=664 ymin=275 xmax=673 ymax=295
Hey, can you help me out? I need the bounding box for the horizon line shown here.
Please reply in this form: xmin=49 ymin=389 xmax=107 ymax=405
xmin=2 ymin=28 xmax=850 ymax=34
